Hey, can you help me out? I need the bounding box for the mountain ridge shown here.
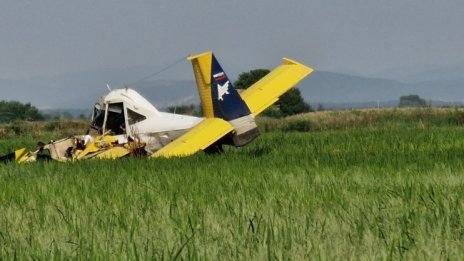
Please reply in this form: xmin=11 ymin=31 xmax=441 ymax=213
xmin=2 ymin=67 xmax=464 ymax=111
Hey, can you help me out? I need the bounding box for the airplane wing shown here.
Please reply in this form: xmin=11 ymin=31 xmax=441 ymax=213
xmin=239 ymin=58 xmax=313 ymax=115
xmin=151 ymin=118 xmax=233 ymax=158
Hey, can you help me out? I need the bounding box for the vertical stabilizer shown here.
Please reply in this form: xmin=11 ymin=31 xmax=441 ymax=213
xmin=188 ymin=52 xmax=215 ymax=118
xmin=209 ymin=54 xmax=252 ymax=121
xmin=188 ymin=52 xmax=251 ymax=121
xmin=188 ymin=52 xmax=259 ymax=146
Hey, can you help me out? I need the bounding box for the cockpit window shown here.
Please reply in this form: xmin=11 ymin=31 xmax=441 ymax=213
xmin=127 ymin=108 xmax=146 ymax=125
xmin=105 ymin=103 xmax=126 ymax=135
xmin=91 ymin=106 xmax=105 ymax=133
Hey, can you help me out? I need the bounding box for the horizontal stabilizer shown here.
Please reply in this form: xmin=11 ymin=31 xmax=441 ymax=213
xmin=240 ymin=58 xmax=313 ymax=115
xmin=151 ymin=118 xmax=233 ymax=158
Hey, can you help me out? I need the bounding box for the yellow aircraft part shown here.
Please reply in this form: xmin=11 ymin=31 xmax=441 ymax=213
xmin=75 ymin=143 xmax=100 ymax=160
xmin=240 ymin=58 xmax=313 ymax=115
xmin=14 ymin=148 xmax=27 ymax=161
xmin=17 ymin=151 xmax=37 ymax=164
xmin=151 ymin=118 xmax=233 ymax=158
xmin=94 ymin=146 xmax=130 ymax=160
xmin=188 ymin=51 xmax=214 ymax=118
xmin=76 ymin=135 xmax=119 ymax=160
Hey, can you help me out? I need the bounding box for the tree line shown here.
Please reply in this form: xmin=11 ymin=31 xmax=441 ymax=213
xmin=0 ymin=100 xmax=44 ymax=123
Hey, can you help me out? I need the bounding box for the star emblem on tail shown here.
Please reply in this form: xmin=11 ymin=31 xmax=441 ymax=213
xmin=217 ymin=81 xmax=230 ymax=101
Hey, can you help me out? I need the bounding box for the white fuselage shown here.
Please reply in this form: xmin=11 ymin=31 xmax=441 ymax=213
xmin=93 ymin=88 xmax=204 ymax=153
xmin=130 ymin=112 xmax=203 ymax=135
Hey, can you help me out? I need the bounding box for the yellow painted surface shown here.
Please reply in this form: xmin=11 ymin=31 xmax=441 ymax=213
xmin=75 ymin=143 xmax=100 ymax=160
xmin=17 ymin=151 xmax=36 ymax=164
xmin=76 ymin=135 xmax=119 ymax=160
xmin=14 ymin=148 xmax=27 ymax=161
xmin=188 ymin=51 xmax=214 ymax=118
xmin=152 ymin=118 xmax=233 ymax=158
xmin=94 ymin=146 xmax=130 ymax=160
xmin=240 ymin=58 xmax=313 ymax=115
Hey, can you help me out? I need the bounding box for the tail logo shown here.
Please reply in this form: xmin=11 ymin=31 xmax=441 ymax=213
xmin=217 ymin=80 xmax=230 ymax=101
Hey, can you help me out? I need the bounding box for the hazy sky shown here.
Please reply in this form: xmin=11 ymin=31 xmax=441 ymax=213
xmin=1 ymin=0 xmax=464 ymax=80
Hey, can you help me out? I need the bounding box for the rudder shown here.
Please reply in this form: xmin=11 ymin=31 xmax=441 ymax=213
xmin=188 ymin=52 xmax=259 ymax=146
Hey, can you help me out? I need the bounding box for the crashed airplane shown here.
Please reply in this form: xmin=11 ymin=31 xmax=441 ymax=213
xmin=2 ymin=51 xmax=313 ymax=163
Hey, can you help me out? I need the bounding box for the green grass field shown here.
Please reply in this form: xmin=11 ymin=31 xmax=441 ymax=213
xmin=1 ymin=109 xmax=464 ymax=259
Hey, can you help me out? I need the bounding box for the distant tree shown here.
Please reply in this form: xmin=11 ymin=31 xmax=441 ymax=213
xmin=234 ymin=69 xmax=270 ymax=89
xmin=234 ymin=69 xmax=311 ymax=117
xmin=277 ymin=88 xmax=311 ymax=116
xmin=0 ymin=100 xmax=44 ymax=123
xmin=399 ymin=95 xmax=427 ymax=108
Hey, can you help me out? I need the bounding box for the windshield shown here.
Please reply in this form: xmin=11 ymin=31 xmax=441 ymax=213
xmin=91 ymin=104 xmax=105 ymax=134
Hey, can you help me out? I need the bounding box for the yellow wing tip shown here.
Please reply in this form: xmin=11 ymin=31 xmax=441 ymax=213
xmin=188 ymin=51 xmax=213 ymax=61
xmin=282 ymin=57 xmax=314 ymax=74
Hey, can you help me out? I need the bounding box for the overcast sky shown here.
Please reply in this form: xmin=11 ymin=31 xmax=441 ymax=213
xmin=1 ymin=0 xmax=464 ymax=80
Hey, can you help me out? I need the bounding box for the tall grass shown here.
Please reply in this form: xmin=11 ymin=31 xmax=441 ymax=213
xmin=1 ymin=122 xmax=464 ymax=259
xmin=259 ymin=107 xmax=464 ymax=132
xmin=0 ymin=120 xmax=88 ymax=139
